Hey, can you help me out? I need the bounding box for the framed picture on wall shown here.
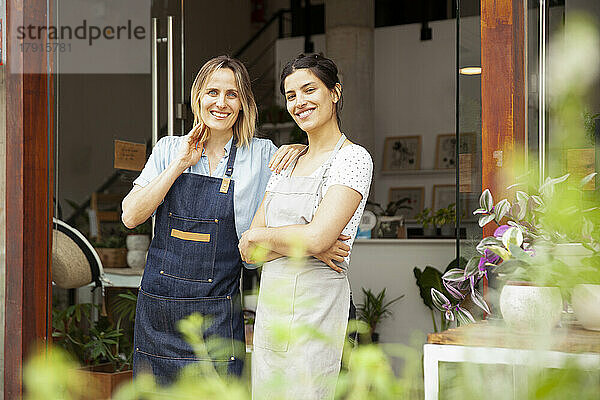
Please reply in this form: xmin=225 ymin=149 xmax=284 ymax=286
xmin=388 ymin=187 xmax=424 ymax=220
xmin=435 ymin=132 xmax=477 ymax=169
xmin=435 ymin=134 xmax=456 ymax=169
xmin=432 ymin=184 xmax=455 ymax=211
xmin=382 ymin=136 xmax=421 ymax=171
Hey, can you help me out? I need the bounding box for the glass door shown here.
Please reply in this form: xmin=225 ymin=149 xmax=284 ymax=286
xmin=456 ymin=0 xmax=600 ymax=314
xmin=50 ymin=0 xmax=190 ymax=371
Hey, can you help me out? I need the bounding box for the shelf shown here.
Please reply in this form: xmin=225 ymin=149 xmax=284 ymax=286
xmin=380 ymin=169 xmax=456 ymax=176
xmin=354 ymin=238 xmax=456 ymax=244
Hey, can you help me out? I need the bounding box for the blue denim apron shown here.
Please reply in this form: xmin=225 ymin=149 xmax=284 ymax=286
xmin=133 ymin=143 xmax=245 ymax=384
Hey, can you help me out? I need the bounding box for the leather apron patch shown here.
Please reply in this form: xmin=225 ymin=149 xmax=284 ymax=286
xmin=170 ymin=228 xmax=210 ymax=242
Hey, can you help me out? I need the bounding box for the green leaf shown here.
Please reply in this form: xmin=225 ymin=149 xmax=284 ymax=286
xmin=478 ymin=213 xmax=496 ymax=227
xmin=442 ymin=268 xmax=467 ymax=282
xmin=487 ymin=245 xmax=511 ymax=260
xmin=581 ymin=172 xmax=597 ymax=187
xmin=540 ymin=174 xmax=570 ymax=198
xmin=494 ymin=199 xmax=511 ymax=222
xmin=480 ymin=189 xmax=493 ymax=212
xmin=476 ymin=236 xmax=502 ymax=253
xmin=431 ymin=288 xmax=450 ymax=311
xmin=582 ymin=217 xmax=594 ymax=237
xmin=502 ymin=227 xmax=523 ymax=249
xmin=464 ymin=256 xmax=481 ymax=278
xmin=470 ymin=289 xmax=491 ymax=314
xmin=455 ymin=306 xmax=476 ymax=325
xmin=516 ymin=191 xmax=530 ymax=203
xmin=413 ymin=266 xmax=444 ymax=310
xmin=508 ymin=244 xmax=530 ymax=261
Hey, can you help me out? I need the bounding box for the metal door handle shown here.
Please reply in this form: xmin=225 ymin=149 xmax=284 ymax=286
xmin=151 ymin=16 xmax=175 ymax=147
xmin=167 ymin=16 xmax=174 ymax=138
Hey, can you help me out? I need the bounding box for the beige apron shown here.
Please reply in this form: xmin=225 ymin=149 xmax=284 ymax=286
xmin=252 ymin=135 xmax=350 ymax=400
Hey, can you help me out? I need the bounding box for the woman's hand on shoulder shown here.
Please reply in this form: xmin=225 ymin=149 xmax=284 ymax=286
xmin=269 ymin=144 xmax=306 ymax=173
xmin=176 ymin=122 xmax=205 ymax=170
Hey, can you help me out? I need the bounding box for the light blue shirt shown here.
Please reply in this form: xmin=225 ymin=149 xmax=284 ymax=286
xmin=133 ymin=135 xmax=277 ymax=240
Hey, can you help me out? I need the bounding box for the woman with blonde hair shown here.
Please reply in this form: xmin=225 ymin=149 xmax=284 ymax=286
xmin=122 ymin=55 xmax=349 ymax=384
xmin=239 ymin=53 xmax=373 ymax=398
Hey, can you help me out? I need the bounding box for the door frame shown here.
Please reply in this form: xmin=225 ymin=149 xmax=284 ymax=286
xmin=4 ymin=0 xmax=53 ymax=397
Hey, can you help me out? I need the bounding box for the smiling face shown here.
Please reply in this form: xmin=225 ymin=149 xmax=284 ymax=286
xmin=199 ymin=68 xmax=242 ymax=135
xmin=284 ymin=69 xmax=338 ymax=133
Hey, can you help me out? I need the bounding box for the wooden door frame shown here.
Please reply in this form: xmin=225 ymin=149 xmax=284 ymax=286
xmin=481 ymin=0 xmax=527 ymax=238
xmin=4 ymin=0 xmax=53 ymax=397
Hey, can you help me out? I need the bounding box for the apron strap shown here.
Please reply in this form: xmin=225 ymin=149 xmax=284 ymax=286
xmin=224 ymin=140 xmax=238 ymax=178
xmin=322 ymin=134 xmax=346 ymax=168
xmin=282 ymin=134 xmax=347 ymax=178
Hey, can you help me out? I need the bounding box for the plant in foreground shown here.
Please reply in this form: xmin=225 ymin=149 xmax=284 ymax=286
xmin=431 ymin=173 xmax=600 ymax=324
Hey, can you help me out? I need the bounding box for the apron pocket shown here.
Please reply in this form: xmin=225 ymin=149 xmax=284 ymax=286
xmin=136 ymin=289 xmax=236 ymax=362
xmin=254 ymin=271 xmax=297 ymax=352
xmin=162 ymin=213 xmax=218 ymax=282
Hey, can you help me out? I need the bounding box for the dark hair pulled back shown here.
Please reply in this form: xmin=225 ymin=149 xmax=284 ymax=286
xmin=279 ymin=53 xmax=343 ymax=127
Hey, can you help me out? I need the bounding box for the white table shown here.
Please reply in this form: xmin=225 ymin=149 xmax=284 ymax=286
xmin=423 ymin=323 xmax=600 ymax=400
xmin=103 ymin=268 xmax=142 ymax=288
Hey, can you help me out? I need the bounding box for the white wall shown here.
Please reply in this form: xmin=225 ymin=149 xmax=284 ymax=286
xmin=349 ymin=239 xmax=456 ymax=372
xmin=275 ymin=17 xmax=482 ymax=211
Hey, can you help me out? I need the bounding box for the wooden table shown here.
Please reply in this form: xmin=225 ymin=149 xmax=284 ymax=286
xmin=424 ymin=322 xmax=600 ymax=400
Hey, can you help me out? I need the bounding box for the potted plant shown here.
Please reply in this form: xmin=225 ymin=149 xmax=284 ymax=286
xmin=433 ymin=203 xmax=456 ymax=237
xmin=430 ymin=173 xmax=600 ymax=331
xmin=93 ymin=235 xmax=127 ymax=268
xmin=415 ymin=208 xmax=436 ymax=236
xmin=414 ymin=257 xmax=467 ymax=332
xmin=356 ymin=288 xmax=404 ymax=343
xmin=370 ymin=199 xmax=412 ymax=238
xmin=123 ymin=221 xmax=151 ymax=269
xmin=52 ymin=291 xmax=137 ymax=397
xmin=559 ymin=247 xmax=600 ymax=331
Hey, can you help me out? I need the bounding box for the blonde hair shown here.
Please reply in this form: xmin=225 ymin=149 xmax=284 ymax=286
xmin=190 ymin=55 xmax=257 ymax=147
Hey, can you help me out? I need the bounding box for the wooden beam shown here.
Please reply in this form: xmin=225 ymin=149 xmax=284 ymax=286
xmin=4 ymin=0 xmax=53 ymax=397
xmin=480 ymin=0 xmax=527 ymax=238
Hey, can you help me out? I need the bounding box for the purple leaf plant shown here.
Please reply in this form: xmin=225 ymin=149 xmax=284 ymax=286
xmin=431 ymin=188 xmax=535 ymax=325
xmin=431 ymin=173 xmax=599 ymax=325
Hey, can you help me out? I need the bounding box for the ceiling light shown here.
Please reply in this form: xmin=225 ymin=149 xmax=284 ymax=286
xmin=460 ymin=67 xmax=482 ymax=75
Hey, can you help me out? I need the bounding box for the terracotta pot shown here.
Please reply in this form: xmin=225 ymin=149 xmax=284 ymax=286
xmin=95 ymin=248 xmax=127 ymax=268
xmin=499 ymin=282 xmax=562 ymax=332
xmin=572 ymin=284 xmax=600 ymax=331
xmin=76 ymin=364 xmax=132 ymax=400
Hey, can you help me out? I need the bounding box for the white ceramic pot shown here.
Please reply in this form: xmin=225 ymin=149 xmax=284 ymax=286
xmin=572 ymin=284 xmax=600 ymax=331
xmin=126 ymin=234 xmax=150 ymax=251
xmin=499 ymin=283 xmax=562 ymax=331
xmin=127 ymin=250 xmax=147 ymax=269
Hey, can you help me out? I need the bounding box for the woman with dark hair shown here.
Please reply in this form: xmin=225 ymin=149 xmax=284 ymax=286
xmin=239 ymin=53 xmax=373 ymax=398
xmin=121 ymin=55 xmax=349 ymax=384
